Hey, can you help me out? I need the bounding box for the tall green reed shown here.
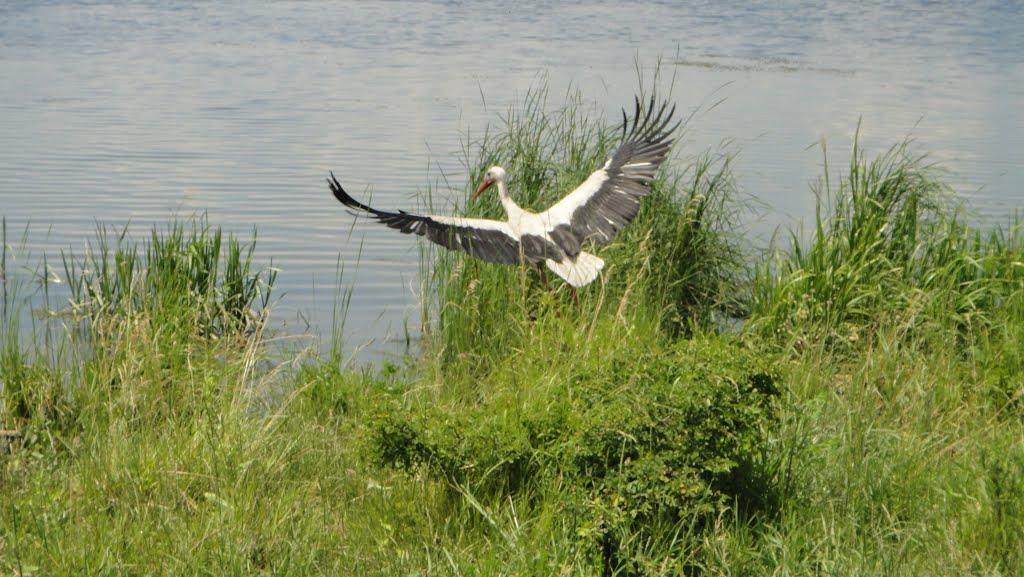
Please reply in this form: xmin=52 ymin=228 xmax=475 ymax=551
xmin=1 ymin=218 xmax=14 ymax=419
xmin=0 ymin=220 xmax=69 ymax=428
xmin=60 ymin=218 xmax=276 ymax=339
xmin=748 ymin=132 xmax=1024 ymax=353
xmin=421 ymin=84 xmax=746 ymax=371
xmin=2 ymin=218 xmax=277 ymax=429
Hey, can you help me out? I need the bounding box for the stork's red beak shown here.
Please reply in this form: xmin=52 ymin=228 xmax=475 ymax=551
xmin=472 ymin=178 xmax=495 ymax=201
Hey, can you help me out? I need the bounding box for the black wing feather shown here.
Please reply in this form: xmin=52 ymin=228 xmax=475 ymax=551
xmin=328 ymin=174 xmax=524 ymax=265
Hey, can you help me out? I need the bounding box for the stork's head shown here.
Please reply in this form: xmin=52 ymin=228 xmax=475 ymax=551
xmin=472 ymin=166 xmax=507 ymax=201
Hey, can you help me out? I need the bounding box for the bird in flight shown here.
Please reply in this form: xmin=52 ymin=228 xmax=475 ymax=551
xmin=328 ymin=96 xmax=679 ymax=287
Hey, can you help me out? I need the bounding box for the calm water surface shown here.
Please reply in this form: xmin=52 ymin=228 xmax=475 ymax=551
xmin=2 ymin=1 xmax=1022 ymax=356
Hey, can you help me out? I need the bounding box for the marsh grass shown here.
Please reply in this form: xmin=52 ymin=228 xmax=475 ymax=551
xmin=1 ymin=218 xmax=16 ymax=362
xmin=2 ymin=90 xmax=1024 ymax=576
xmin=0 ymin=218 xmax=18 ymax=422
xmin=0 ymin=218 xmax=277 ymax=430
xmin=750 ymin=134 xmax=1024 ymax=355
xmin=0 ymin=220 xmax=70 ymax=430
xmin=389 ymin=104 xmax=1024 ymax=574
xmin=60 ymin=218 xmax=276 ymax=339
xmin=423 ymin=85 xmax=746 ymax=374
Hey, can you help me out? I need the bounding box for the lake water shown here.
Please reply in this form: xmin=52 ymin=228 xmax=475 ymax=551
xmin=2 ymin=1 xmax=1022 ymax=358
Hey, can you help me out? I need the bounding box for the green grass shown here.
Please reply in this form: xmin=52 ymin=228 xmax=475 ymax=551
xmin=2 ymin=90 xmax=1023 ymax=576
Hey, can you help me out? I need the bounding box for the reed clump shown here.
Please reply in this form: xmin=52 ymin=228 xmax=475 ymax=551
xmin=749 ymin=135 xmax=1024 ymax=353
xmin=0 ymin=218 xmax=276 ymax=433
xmin=62 ymin=219 xmax=276 ymax=339
xmin=426 ymin=86 xmax=746 ymax=374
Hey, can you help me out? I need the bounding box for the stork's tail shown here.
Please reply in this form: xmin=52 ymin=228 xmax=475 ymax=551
xmin=545 ymin=252 xmax=605 ymax=287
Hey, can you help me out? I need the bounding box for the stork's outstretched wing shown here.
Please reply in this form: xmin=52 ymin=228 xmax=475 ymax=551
xmin=328 ymin=174 xmax=524 ymax=265
xmin=541 ymin=96 xmax=679 ymax=248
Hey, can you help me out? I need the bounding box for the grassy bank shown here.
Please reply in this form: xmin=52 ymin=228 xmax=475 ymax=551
xmin=2 ymin=92 xmax=1023 ymax=576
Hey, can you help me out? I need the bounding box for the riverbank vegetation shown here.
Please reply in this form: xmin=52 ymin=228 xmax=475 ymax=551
xmin=2 ymin=90 xmax=1022 ymax=576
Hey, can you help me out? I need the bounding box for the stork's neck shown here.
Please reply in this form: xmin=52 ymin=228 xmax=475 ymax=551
xmin=496 ymin=181 xmax=522 ymax=218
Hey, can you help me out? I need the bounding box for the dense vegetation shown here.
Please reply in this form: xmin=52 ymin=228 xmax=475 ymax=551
xmin=2 ymin=89 xmax=1022 ymax=576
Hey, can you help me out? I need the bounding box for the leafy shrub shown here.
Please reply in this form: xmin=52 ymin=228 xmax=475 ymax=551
xmin=0 ymin=357 xmax=73 ymax=433
xmin=369 ymin=335 xmax=779 ymax=574
xmin=975 ymin=444 xmax=1024 ymax=571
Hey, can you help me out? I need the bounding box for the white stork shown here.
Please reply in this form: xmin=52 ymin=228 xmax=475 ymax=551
xmin=328 ymin=96 xmax=679 ymax=287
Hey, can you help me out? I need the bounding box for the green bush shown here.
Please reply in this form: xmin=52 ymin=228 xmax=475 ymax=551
xmin=370 ymin=335 xmax=779 ymax=574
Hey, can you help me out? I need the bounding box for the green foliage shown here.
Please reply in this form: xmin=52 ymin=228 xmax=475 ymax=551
xmin=61 ymin=218 xmax=277 ymax=339
xmin=371 ymin=334 xmax=778 ymax=573
xmin=3 ymin=90 xmax=1024 ymax=577
xmin=0 ymin=359 xmax=70 ymax=434
xmin=973 ymin=441 xmax=1024 ymax=571
xmin=1 ymin=219 xmax=277 ymax=431
xmin=750 ymin=135 xmax=1024 ymax=354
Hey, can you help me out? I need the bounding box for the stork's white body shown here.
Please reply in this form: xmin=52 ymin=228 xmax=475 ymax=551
xmin=428 ymin=176 xmax=608 ymax=287
xmin=495 ymin=177 xmax=607 ymax=287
